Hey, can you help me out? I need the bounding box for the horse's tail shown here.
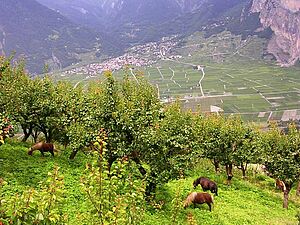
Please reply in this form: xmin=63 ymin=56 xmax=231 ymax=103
xmin=184 ymin=192 xmax=197 ymax=208
xmin=211 ymin=194 xmax=214 ymax=204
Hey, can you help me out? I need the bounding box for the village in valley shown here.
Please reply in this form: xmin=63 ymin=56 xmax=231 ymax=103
xmin=62 ymin=36 xmax=181 ymax=77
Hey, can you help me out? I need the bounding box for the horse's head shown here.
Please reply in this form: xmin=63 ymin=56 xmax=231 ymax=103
xmin=28 ymin=148 xmax=33 ymax=156
xmin=212 ymin=186 xmax=218 ymax=196
xmin=193 ymin=178 xmax=200 ymax=189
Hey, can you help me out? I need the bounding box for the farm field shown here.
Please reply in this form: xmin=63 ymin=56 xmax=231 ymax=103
xmin=0 ymin=142 xmax=299 ymax=225
xmin=51 ymin=32 xmax=300 ymax=122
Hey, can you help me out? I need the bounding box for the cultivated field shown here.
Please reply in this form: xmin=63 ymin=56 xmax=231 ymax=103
xmin=52 ymin=31 xmax=300 ymax=122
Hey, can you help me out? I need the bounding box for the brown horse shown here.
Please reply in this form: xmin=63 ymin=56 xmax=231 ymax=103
xmin=193 ymin=177 xmax=218 ymax=196
xmin=275 ymin=179 xmax=286 ymax=192
xmin=184 ymin=192 xmax=214 ymax=211
xmin=28 ymin=142 xmax=58 ymax=157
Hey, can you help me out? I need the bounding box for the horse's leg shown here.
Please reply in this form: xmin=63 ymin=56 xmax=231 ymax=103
xmin=50 ymin=150 xmax=54 ymax=157
xmin=40 ymin=150 xmax=45 ymax=157
xmin=207 ymin=203 xmax=212 ymax=212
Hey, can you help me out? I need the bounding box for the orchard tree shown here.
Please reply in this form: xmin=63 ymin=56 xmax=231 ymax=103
xmin=232 ymin=125 xmax=262 ymax=177
xmin=200 ymin=114 xmax=246 ymax=181
xmin=29 ymin=77 xmax=69 ymax=143
xmin=140 ymin=103 xmax=196 ymax=195
xmin=218 ymin=116 xmax=247 ymax=182
xmin=0 ymin=57 xmax=44 ymax=142
xmin=263 ymin=123 xmax=300 ymax=208
xmin=67 ymin=72 xmax=197 ymax=195
xmin=53 ymin=81 xmax=86 ymax=148
xmin=200 ymin=114 xmax=225 ymax=173
xmin=67 ymin=71 xmax=162 ymax=163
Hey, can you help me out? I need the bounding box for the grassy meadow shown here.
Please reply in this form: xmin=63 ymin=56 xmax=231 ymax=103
xmin=1 ymin=141 xmax=299 ymax=224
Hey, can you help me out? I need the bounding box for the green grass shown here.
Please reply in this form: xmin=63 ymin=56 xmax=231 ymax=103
xmin=0 ymin=141 xmax=92 ymax=222
xmin=1 ymin=141 xmax=299 ymax=224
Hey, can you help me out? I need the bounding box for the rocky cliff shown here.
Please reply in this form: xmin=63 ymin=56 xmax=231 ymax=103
xmin=252 ymin=0 xmax=300 ymax=66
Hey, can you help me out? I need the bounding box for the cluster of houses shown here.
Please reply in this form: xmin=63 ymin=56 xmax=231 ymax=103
xmin=62 ymin=36 xmax=179 ymax=77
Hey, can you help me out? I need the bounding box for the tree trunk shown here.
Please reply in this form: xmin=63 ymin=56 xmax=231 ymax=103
xmin=225 ymin=163 xmax=233 ymax=183
xmin=69 ymin=149 xmax=79 ymax=160
xmin=145 ymin=172 xmax=157 ymax=199
xmin=283 ymin=183 xmax=292 ymax=209
xmin=296 ymin=181 xmax=300 ymax=197
xmin=283 ymin=189 xmax=290 ymax=209
xmin=45 ymin=129 xmax=53 ymax=143
xmin=22 ymin=132 xmax=31 ymax=142
xmin=107 ymin=155 xmax=118 ymax=175
xmin=31 ymin=129 xmax=40 ymax=143
xmin=212 ymin=159 xmax=220 ymax=173
xmin=132 ymin=157 xmax=147 ymax=177
xmin=40 ymin=126 xmax=52 ymax=143
xmin=21 ymin=124 xmax=33 ymax=142
xmin=145 ymin=180 xmax=156 ymax=198
xmin=241 ymin=163 xmax=248 ymax=178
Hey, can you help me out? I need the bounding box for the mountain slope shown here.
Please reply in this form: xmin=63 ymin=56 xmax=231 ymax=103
xmin=36 ymin=0 xmax=267 ymax=47
xmin=36 ymin=0 xmax=207 ymax=48
xmin=0 ymin=0 xmax=103 ymax=73
xmin=37 ymin=0 xmax=205 ymax=28
xmin=252 ymin=0 xmax=300 ymax=66
xmin=36 ymin=0 xmax=107 ymax=29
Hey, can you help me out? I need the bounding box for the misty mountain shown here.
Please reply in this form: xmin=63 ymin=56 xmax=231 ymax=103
xmin=37 ymin=0 xmax=204 ymax=28
xmin=36 ymin=0 xmax=267 ymax=47
xmin=0 ymin=0 xmax=104 ymax=73
xmin=36 ymin=0 xmax=107 ymax=29
xmin=2 ymin=0 xmax=299 ymax=73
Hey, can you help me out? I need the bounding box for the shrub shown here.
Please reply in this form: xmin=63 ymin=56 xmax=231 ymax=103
xmin=0 ymin=166 xmax=67 ymax=225
xmin=80 ymin=131 xmax=145 ymax=224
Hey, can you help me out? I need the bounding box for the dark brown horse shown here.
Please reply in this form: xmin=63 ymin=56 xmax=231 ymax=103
xmin=184 ymin=192 xmax=214 ymax=211
xmin=28 ymin=142 xmax=58 ymax=157
xmin=193 ymin=177 xmax=218 ymax=196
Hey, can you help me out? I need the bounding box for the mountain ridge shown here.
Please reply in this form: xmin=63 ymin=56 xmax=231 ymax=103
xmin=0 ymin=0 xmax=105 ymax=73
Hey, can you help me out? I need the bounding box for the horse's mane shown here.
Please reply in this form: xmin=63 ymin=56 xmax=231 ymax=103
xmin=184 ymin=192 xmax=197 ymax=208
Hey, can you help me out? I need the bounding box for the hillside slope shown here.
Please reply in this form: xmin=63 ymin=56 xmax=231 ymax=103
xmin=0 ymin=142 xmax=299 ymax=224
xmin=0 ymin=0 xmax=103 ymax=73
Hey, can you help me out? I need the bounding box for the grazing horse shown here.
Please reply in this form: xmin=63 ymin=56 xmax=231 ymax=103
xmin=275 ymin=179 xmax=286 ymax=192
xmin=193 ymin=177 xmax=218 ymax=196
xmin=184 ymin=192 xmax=214 ymax=211
xmin=28 ymin=142 xmax=58 ymax=157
